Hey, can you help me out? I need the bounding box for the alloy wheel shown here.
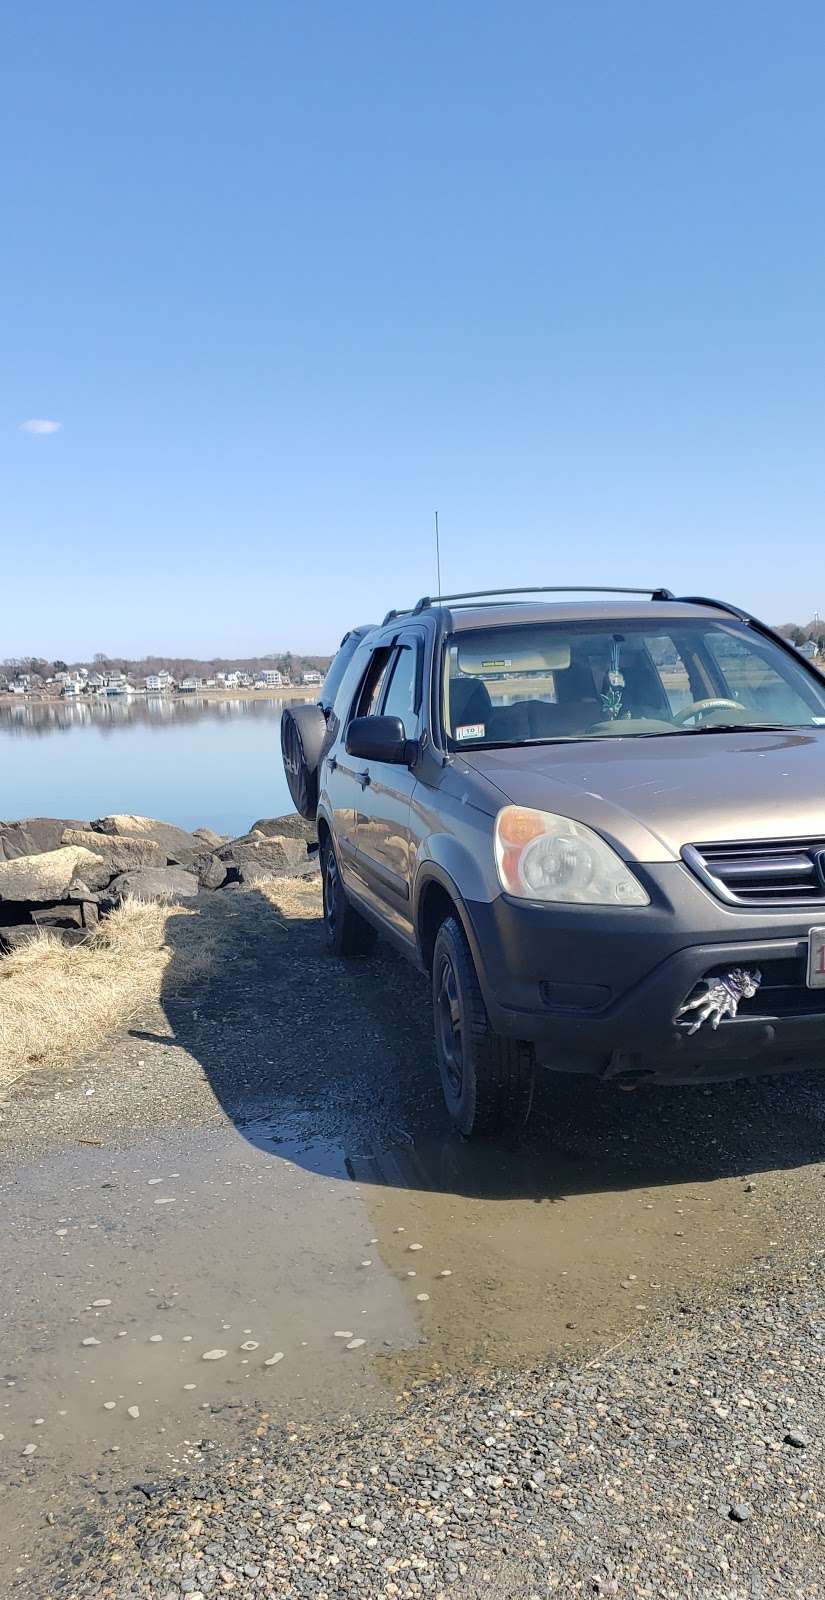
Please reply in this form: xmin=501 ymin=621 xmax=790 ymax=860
xmin=436 ymin=952 xmax=463 ymax=1097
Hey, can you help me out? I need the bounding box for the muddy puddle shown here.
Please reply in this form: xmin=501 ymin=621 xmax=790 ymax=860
xmin=0 ymin=1102 xmax=817 ymax=1586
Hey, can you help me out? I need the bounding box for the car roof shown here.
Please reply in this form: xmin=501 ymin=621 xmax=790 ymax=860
xmin=434 ymin=599 xmax=730 ymax=632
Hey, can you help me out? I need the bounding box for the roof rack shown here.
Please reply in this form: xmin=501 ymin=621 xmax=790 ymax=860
xmin=668 ymin=594 xmax=753 ymax=624
xmin=410 ymin=585 xmax=675 ymax=614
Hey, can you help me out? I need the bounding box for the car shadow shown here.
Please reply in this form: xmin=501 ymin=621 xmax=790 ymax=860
xmin=131 ymin=879 xmax=825 ymax=1206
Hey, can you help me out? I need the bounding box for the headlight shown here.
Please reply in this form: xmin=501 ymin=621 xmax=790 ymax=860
xmin=494 ymin=805 xmax=650 ymax=906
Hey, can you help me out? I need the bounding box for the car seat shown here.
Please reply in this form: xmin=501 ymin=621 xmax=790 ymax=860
xmin=449 ymin=676 xmax=492 ymax=733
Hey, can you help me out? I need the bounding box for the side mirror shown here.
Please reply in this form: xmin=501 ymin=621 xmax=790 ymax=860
xmin=346 ymin=715 xmax=412 ymax=764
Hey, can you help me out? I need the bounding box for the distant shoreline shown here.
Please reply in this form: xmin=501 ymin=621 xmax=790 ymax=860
xmin=0 ymin=685 xmax=321 ymax=707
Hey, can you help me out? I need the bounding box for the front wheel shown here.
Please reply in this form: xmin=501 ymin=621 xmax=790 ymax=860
xmin=321 ymin=838 xmax=376 ymax=958
xmin=432 ymin=915 xmax=535 ymax=1137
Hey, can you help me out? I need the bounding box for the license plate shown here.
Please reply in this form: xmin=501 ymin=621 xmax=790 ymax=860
xmin=807 ymin=926 xmax=825 ymax=987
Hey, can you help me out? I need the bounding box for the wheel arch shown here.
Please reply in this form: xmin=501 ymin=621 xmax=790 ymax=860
xmin=416 ymin=865 xmax=482 ymax=976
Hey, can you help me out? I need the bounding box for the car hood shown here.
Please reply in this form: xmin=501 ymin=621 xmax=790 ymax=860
xmin=460 ymin=730 xmax=825 ymax=862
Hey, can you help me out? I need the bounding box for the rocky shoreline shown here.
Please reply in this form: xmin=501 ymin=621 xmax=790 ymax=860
xmin=0 ymin=813 xmax=317 ymax=952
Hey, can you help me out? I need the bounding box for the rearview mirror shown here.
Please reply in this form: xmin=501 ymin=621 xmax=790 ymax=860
xmin=346 ymin=715 xmax=411 ymax=764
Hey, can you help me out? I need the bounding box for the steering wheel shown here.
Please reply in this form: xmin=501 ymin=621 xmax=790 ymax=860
xmin=673 ymin=697 xmax=747 ymax=725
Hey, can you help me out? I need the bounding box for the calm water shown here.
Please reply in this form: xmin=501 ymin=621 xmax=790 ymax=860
xmin=0 ymin=697 xmax=297 ymax=835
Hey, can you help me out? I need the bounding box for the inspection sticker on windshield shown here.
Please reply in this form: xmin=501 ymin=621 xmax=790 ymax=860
xmin=455 ymin=723 xmax=485 ymax=741
xmin=481 ymin=658 xmax=511 ymax=670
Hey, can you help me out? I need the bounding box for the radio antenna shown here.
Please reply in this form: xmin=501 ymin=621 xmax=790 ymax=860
xmin=434 ymin=510 xmax=442 ymax=598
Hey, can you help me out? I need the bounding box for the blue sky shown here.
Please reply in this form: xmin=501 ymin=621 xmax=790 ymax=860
xmin=3 ymin=3 xmax=825 ymax=659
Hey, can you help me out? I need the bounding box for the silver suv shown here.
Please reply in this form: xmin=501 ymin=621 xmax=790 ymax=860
xmin=282 ymin=587 xmax=825 ymax=1136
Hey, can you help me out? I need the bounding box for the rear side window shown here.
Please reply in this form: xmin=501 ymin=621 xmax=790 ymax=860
xmin=353 ymin=648 xmax=394 ymax=719
xmin=381 ymin=643 xmax=420 ymax=738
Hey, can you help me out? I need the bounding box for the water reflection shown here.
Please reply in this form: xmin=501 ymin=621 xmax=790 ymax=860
xmin=0 ymin=696 xmax=301 ymax=832
xmin=0 ymin=694 xmax=301 ymax=738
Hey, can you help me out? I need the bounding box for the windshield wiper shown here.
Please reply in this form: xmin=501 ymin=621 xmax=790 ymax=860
xmin=681 ymin=722 xmax=803 ymax=734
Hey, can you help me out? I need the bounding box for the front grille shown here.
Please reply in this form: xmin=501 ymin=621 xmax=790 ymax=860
xmin=684 ymin=837 xmax=825 ymax=906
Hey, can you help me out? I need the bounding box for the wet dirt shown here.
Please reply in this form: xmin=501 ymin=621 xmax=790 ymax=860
xmin=2 ymin=882 xmax=824 ymax=1590
xmin=3 ymin=1103 xmax=820 ymax=1589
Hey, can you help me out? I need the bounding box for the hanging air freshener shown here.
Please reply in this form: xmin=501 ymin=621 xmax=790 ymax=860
xmin=601 ymin=638 xmax=626 ymax=720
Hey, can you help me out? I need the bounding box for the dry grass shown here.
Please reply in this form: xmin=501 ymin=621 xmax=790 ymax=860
xmin=254 ymin=874 xmax=322 ymax=923
xmin=0 ymin=897 xmax=215 ymax=1089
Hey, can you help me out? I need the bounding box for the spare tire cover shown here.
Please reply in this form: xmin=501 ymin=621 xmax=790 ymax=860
xmin=280 ymin=704 xmax=329 ymax=820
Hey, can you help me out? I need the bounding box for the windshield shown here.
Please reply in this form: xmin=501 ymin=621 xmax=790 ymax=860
xmin=441 ymin=619 xmax=825 ymax=748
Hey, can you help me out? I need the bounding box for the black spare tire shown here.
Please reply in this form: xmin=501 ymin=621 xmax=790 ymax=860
xmin=280 ymin=703 xmax=328 ymax=820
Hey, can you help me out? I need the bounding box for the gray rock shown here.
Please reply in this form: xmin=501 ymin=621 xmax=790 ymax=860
xmin=0 ymin=826 xmax=35 ymax=862
xmin=107 ymin=866 xmax=199 ymax=902
xmin=728 ymin=1502 xmax=752 ymax=1522
xmin=784 ymin=1429 xmax=808 ymax=1448
xmin=91 ymin=814 xmax=204 ymax=864
xmin=192 ymin=852 xmax=227 ymax=890
xmin=0 ymin=817 xmax=88 ymax=860
xmin=31 ymin=903 xmax=85 ymax=929
xmin=193 ymin=826 xmax=228 ymax=849
xmin=249 ymin=814 xmax=317 ymax=843
xmin=219 ymin=835 xmax=310 ymax=882
xmin=61 ymin=828 xmax=166 ymax=872
xmin=0 ymin=845 xmax=111 ymax=903
xmin=64 ymin=878 xmax=100 ymax=904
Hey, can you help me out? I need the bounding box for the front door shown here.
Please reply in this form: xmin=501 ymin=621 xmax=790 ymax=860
xmin=353 ymin=636 xmax=422 ymax=941
xmin=329 ymin=644 xmax=394 ymax=889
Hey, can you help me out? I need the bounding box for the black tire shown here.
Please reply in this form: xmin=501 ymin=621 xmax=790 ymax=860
xmin=281 ymin=704 xmax=329 ymax=821
xmin=321 ymin=837 xmax=376 ymax=958
xmin=432 ymin=915 xmax=535 ymax=1137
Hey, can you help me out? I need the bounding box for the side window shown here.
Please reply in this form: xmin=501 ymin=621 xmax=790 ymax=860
xmin=380 ymin=644 xmax=420 ymax=738
xmin=353 ymin=648 xmax=393 ymax=721
xmin=704 ymin=631 xmax=811 ymax=719
xmin=645 ymin=634 xmax=693 ymax=715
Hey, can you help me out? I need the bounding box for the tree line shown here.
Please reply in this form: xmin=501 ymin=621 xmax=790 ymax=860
xmin=1 ymin=650 xmax=332 ymax=682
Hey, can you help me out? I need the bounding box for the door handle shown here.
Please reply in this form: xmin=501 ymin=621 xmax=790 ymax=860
xmin=357 ymin=769 xmax=371 ymax=789
xmin=327 ymin=755 xmax=337 ymax=773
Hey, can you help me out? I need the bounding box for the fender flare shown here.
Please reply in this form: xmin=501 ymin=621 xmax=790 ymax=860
xmin=413 ymin=860 xmax=491 ymax=991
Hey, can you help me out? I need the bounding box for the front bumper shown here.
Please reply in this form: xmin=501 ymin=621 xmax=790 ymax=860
xmin=463 ymin=861 xmax=825 ymax=1082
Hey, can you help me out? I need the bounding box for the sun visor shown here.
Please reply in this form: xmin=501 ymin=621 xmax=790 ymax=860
xmin=456 ymin=639 xmax=572 ymax=674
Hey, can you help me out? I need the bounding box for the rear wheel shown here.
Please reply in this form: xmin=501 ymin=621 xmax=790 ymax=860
xmin=432 ymin=915 xmax=535 ymax=1137
xmin=321 ymin=837 xmax=376 ymax=958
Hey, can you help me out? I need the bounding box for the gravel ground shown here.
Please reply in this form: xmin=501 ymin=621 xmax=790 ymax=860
xmin=56 ymin=1257 xmax=823 ymax=1600
xmin=4 ymin=879 xmax=825 ymax=1598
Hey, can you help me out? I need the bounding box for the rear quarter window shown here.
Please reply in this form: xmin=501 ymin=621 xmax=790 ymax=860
xmin=321 ymin=626 xmax=376 ymax=711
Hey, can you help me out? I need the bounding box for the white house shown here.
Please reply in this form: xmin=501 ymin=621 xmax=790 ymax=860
xmin=302 ymin=669 xmax=323 ymax=685
xmin=106 ymin=674 xmax=133 ymax=696
xmin=259 ymin=669 xmax=284 ymax=687
xmin=146 ymin=671 xmax=174 ymax=693
xmin=179 ymin=676 xmax=202 ymax=692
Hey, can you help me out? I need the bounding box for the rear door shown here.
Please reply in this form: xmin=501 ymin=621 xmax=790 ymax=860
xmin=352 ymin=633 xmax=423 ymax=941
